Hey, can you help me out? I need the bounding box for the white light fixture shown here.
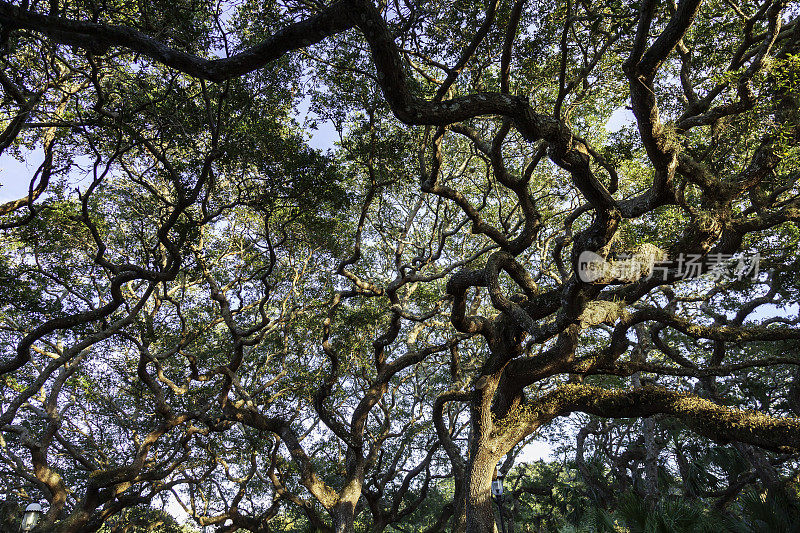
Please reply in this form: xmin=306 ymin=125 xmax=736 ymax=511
xmin=20 ymin=502 xmax=43 ymax=532
xmin=491 ymin=465 xmax=504 ymax=496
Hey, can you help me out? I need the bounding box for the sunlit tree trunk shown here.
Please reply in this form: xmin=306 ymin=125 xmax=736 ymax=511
xmin=466 ymin=450 xmax=499 ymax=533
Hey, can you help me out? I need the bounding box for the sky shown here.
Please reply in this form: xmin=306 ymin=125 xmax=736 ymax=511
xmin=0 ymin=149 xmax=44 ymax=202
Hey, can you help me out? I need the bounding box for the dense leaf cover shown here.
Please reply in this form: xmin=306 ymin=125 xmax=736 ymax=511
xmin=0 ymin=0 xmax=800 ymax=531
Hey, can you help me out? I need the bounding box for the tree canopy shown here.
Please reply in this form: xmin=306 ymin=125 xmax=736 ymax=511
xmin=1 ymin=0 xmax=800 ymax=531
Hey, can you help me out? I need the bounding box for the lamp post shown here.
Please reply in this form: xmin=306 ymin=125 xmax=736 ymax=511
xmin=492 ymin=464 xmax=507 ymax=533
xmin=19 ymin=503 xmax=43 ymax=532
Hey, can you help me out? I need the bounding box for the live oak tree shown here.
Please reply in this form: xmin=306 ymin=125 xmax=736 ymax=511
xmin=1 ymin=0 xmax=800 ymax=532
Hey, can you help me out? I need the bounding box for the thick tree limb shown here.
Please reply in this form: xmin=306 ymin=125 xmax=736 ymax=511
xmin=504 ymin=384 xmax=800 ymax=454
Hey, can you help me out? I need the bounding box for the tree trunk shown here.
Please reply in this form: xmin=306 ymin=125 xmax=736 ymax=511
xmin=465 ymin=450 xmax=499 ymax=533
xmin=331 ymin=446 xmax=365 ymax=533
xmin=332 ymin=503 xmax=356 ymax=533
xmin=643 ymin=416 xmax=659 ymax=504
xmin=502 ymin=496 xmax=515 ymax=533
xmin=332 ymin=489 xmax=360 ymax=533
xmin=633 ymin=325 xmax=659 ymax=505
xmin=451 ymin=479 xmax=467 ymax=533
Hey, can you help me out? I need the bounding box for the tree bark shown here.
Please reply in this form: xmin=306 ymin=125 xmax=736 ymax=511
xmin=452 ymin=480 xmax=467 ymax=533
xmin=332 ymin=478 xmax=362 ymax=533
xmin=466 ymin=450 xmax=499 ymax=533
